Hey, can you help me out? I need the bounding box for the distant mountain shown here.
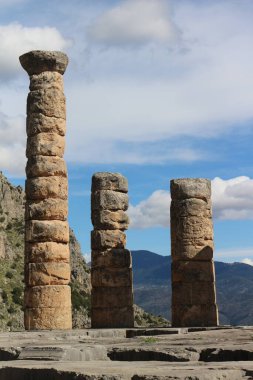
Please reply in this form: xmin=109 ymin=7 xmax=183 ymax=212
xmin=132 ymin=250 xmax=253 ymax=326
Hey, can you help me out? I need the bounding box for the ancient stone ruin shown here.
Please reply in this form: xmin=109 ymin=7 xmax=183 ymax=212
xmin=91 ymin=172 xmax=134 ymax=327
xmin=18 ymin=49 xmax=220 ymax=332
xmin=170 ymin=178 xmax=219 ymax=327
xmin=19 ymin=51 xmax=72 ymax=330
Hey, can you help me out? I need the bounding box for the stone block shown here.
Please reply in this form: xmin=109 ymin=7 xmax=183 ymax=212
xmin=171 ymin=241 xmax=214 ymax=261
xmin=26 ymin=156 xmax=67 ymax=178
xmin=171 ymin=216 xmax=213 ymax=241
xmin=27 ymin=113 xmax=66 ymax=137
xmin=91 ymin=286 xmax=133 ymax=308
xmin=91 ymin=306 xmax=134 ymax=328
xmin=172 ymin=281 xmax=216 ymax=305
xmin=92 ymin=172 xmax=128 ymax=193
xmin=92 ymin=209 xmax=129 ymax=230
xmin=91 ymin=230 xmax=126 ymax=250
xmin=27 ymin=89 xmax=66 ymax=118
xmin=29 ymin=71 xmax=63 ymax=91
xmin=26 ymin=176 xmax=68 ymax=200
xmin=24 ymin=306 xmax=72 ymax=330
xmin=172 ymin=304 xmax=219 ymax=327
xmin=91 ymin=267 xmax=132 ymax=287
xmin=25 ymin=198 xmax=68 ymax=220
xmin=91 ymin=249 xmax=132 ymax=268
xmin=170 ymin=178 xmax=211 ymax=201
xmin=19 ymin=50 xmax=68 ymax=76
xmin=26 ymin=262 xmax=70 ymax=285
xmin=25 ymin=242 xmax=69 ymax=263
xmin=25 ymin=220 xmax=69 ymax=243
xmin=92 ymin=190 xmax=128 ymax=211
xmin=172 ymin=261 xmax=215 ymax=283
xmin=26 ymin=133 xmax=65 ymax=157
xmin=171 ymin=198 xmax=211 ymax=218
xmin=24 ymin=285 xmax=71 ymax=308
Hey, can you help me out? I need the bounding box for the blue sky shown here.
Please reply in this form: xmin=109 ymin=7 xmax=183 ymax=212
xmin=1 ymin=0 xmax=253 ymax=264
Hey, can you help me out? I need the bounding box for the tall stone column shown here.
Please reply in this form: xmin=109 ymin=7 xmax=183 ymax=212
xmin=91 ymin=172 xmax=134 ymax=327
xmin=20 ymin=51 xmax=72 ymax=330
xmin=170 ymin=178 xmax=218 ymax=327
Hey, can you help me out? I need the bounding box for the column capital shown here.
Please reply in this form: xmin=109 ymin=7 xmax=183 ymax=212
xmin=19 ymin=50 xmax=68 ymax=76
xmin=170 ymin=178 xmax=211 ymax=200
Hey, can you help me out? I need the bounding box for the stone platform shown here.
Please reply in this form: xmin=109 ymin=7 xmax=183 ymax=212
xmin=0 ymin=327 xmax=253 ymax=379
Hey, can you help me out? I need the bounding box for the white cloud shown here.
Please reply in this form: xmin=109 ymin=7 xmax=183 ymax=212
xmin=129 ymin=190 xmax=170 ymax=229
xmin=215 ymin=248 xmax=253 ymax=263
xmin=0 ymin=23 xmax=70 ymax=81
xmin=60 ymin=0 xmax=253 ymax=165
xmin=242 ymin=258 xmax=253 ymax=266
xmin=66 ymin=133 xmax=204 ymax=165
xmin=0 ymin=112 xmax=26 ymax=176
xmin=83 ymin=253 xmax=91 ymax=264
xmin=212 ymin=177 xmax=253 ymax=220
xmin=128 ymin=176 xmax=253 ymax=229
xmin=87 ymin=0 xmax=179 ymax=47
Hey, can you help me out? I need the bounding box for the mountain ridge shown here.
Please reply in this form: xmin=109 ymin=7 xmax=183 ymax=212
xmin=132 ymin=250 xmax=253 ymax=325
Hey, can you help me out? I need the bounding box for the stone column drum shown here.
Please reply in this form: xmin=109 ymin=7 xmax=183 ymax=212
xmin=20 ymin=51 xmax=72 ymax=330
xmin=91 ymin=172 xmax=134 ymax=327
xmin=170 ymin=178 xmax=218 ymax=327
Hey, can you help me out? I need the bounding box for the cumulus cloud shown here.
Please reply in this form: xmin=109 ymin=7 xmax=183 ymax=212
xmin=0 ymin=112 xmax=26 ymax=176
xmin=129 ymin=190 xmax=170 ymax=229
xmin=0 ymin=23 xmax=70 ymax=81
xmin=242 ymin=258 xmax=253 ymax=266
xmin=87 ymin=0 xmax=179 ymax=47
xmin=212 ymin=177 xmax=253 ymax=220
xmin=128 ymin=176 xmax=253 ymax=229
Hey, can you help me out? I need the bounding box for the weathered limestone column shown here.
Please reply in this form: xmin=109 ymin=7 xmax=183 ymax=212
xmin=91 ymin=172 xmax=134 ymax=327
xmin=170 ymin=178 xmax=219 ymax=327
xmin=20 ymin=51 xmax=72 ymax=330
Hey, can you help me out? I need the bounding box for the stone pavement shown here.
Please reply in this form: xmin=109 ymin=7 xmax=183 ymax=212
xmin=0 ymin=326 xmax=253 ymax=379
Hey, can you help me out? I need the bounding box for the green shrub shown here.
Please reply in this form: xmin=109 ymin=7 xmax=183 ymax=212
xmin=12 ymin=287 xmax=23 ymax=306
xmin=71 ymin=288 xmax=90 ymax=312
xmin=5 ymin=271 xmax=13 ymax=279
xmin=2 ymin=290 xmax=8 ymax=303
xmin=7 ymin=305 xmax=16 ymax=314
xmin=6 ymin=222 xmax=12 ymax=230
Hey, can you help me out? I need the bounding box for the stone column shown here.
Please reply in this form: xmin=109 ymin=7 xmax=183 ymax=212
xmin=20 ymin=51 xmax=72 ymax=330
xmin=170 ymin=178 xmax=218 ymax=327
xmin=91 ymin=172 xmax=134 ymax=327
